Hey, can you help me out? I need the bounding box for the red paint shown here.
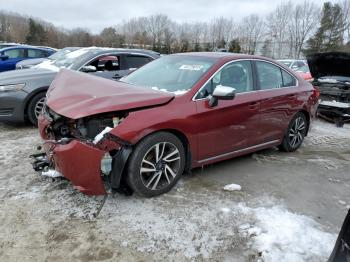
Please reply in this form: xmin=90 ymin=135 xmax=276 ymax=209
xmin=52 ymin=140 xmax=106 ymax=195
xmin=297 ymin=71 xmax=313 ymax=81
xmin=38 ymin=53 xmax=318 ymax=195
xmin=46 ymin=69 xmax=174 ymax=119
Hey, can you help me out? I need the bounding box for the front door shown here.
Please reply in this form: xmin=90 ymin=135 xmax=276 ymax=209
xmin=194 ymin=60 xmax=261 ymax=161
xmin=0 ymin=48 xmax=26 ymax=72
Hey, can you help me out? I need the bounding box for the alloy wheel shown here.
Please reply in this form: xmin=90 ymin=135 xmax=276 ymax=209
xmin=34 ymin=97 xmax=46 ymax=119
xmin=288 ymin=116 xmax=305 ymax=148
xmin=140 ymin=142 xmax=181 ymax=191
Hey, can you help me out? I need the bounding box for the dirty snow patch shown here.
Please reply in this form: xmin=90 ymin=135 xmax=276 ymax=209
xmin=223 ymin=183 xmax=242 ymax=191
xmin=240 ymin=205 xmax=337 ymax=262
xmin=319 ymin=100 xmax=350 ymax=108
xmin=41 ymin=169 xmax=63 ymax=178
xmin=93 ymin=126 xmax=113 ymax=144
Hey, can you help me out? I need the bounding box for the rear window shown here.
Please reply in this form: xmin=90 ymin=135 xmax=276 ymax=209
xmin=256 ymin=61 xmax=296 ymax=89
xmin=27 ymin=49 xmax=47 ymax=58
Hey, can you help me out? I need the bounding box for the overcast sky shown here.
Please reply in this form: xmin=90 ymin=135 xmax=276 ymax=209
xmin=1 ymin=0 xmax=332 ymax=33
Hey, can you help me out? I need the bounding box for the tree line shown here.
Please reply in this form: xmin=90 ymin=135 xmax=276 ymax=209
xmin=1 ymin=0 xmax=350 ymax=58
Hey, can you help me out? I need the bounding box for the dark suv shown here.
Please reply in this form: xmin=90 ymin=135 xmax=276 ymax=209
xmin=0 ymin=47 xmax=159 ymax=125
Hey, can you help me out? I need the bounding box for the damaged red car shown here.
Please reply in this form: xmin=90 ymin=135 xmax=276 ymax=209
xmin=32 ymin=53 xmax=319 ymax=197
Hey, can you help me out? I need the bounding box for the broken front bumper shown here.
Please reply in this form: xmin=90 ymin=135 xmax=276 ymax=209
xmin=33 ymin=115 xmax=131 ymax=195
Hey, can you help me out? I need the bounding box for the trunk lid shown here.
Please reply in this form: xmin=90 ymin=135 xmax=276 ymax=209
xmin=46 ymin=69 xmax=174 ymax=119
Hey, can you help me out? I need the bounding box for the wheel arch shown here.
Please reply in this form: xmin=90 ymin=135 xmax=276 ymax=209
xmin=23 ymin=87 xmax=48 ymax=118
xmin=134 ymin=128 xmax=192 ymax=173
xmin=298 ymin=109 xmax=310 ymax=136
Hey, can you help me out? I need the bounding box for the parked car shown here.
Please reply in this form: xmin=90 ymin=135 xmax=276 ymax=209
xmin=0 ymin=47 xmax=159 ymax=125
xmin=16 ymin=47 xmax=80 ymax=69
xmin=0 ymin=45 xmax=56 ymax=72
xmin=32 ymin=53 xmax=319 ymax=197
xmin=0 ymin=42 xmax=20 ymax=49
xmin=277 ymin=59 xmax=307 ymax=71
xmin=307 ymin=52 xmax=350 ymax=126
xmin=295 ymin=65 xmax=313 ymax=81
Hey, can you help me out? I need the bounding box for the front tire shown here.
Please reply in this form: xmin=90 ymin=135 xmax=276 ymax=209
xmin=126 ymin=132 xmax=185 ymax=197
xmin=27 ymin=92 xmax=46 ymax=126
xmin=279 ymin=112 xmax=307 ymax=152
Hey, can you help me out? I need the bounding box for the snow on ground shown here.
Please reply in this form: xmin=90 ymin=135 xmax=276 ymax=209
xmin=237 ymin=204 xmax=336 ymax=262
xmin=223 ymin=183 xmax=242 ymax=191
xmin=0 ymin=120 xmax=347 ymax=261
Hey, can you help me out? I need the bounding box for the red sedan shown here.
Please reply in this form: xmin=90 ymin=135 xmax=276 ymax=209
xmin=33 ymin=53 xmax=319 ymax=197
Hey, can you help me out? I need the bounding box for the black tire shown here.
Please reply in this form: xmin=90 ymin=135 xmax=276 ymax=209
xmin=126 ymin=132 xmax=186 ymax=197
xmin=279 ymin=112 xmax=307 ymax=152
xmin=27 ymin=92 xmax=46 ymax=126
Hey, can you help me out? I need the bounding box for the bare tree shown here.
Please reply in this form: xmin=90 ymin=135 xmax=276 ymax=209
xmin=209 ymin=17 xmax=233 ymax=49
xmin=339 ymin=0 xmax=350 ymax=42
xmin=266 ymin=1 xmax=293 ymax=58
xmin=239 ymin=14 xmax=264 ymax=54
xmin=289 ymin=1 xmax=321 ymax=58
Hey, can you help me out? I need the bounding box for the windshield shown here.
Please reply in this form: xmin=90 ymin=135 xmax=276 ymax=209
xmin=48 ymin=47 xmax=80 ymax=61
xmin=278 ymin=60 xmax=292 ymax=67
xmin=50 ymin=48 xmax=103 ymax=69
xmin=121 ymin=55 xmax=216 ymax=94
xmin=296 ymin=65 xmax=309 ymax=73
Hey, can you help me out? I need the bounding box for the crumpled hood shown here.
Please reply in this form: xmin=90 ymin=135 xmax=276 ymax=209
xmin=307 ymin=52 xmax=350 ymax=79
xmin=47 ymin=69 xmax=175 ymax=119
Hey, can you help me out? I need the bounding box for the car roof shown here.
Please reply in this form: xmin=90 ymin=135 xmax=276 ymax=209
xmin=172 ymin=52 xmax=274 ymax=61
xmin=73 ymin=47 xmax=160 ymax=57
xmin=0 ymin=45 xmax=54 ymax=51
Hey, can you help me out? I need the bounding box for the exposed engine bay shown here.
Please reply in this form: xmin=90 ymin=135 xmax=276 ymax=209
xmin=31 ymin=105 xmax=133 ymax=195
xmin=313 ymin=78 xmax=350 ymax=126
xmin=307 ymin=52 xmax=350 ymax=126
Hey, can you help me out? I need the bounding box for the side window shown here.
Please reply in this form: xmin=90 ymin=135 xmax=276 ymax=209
xmin=256 ymin=61 xmax=283 ymax=90
xmin=196 ymin=60 xmax=254 ymax=99
xmin=27 ymin=49 xmax=47 ymax=58
xmin=125 ymin=55 xmax=152 ymax=69
xmin=87 ymin=55 xmax=120 ymax=71
xmin=4 ymin=49 xmax=25 ymax=59
xmin=281 ymin=70 xmax=296 ymax=87
xmin=297 ymin=61 xmax=305 ymax=68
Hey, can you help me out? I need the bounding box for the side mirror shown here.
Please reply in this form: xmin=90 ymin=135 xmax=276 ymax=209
xmin=0 ymin=55 xmax=9 ymax=61
xmin=81 ymin=65 xmax=97 ymax=73
xmin=209 ymin=85 xmax=236 ymax=107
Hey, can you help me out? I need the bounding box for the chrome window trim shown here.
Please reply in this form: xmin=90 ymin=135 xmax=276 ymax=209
xmin=198 ymin=139 xmax=280 ymax=164
xmin=78 ymin=52 xmax=155 ymax=71
xmin=192 ymin=58 xmax=298 ymax=101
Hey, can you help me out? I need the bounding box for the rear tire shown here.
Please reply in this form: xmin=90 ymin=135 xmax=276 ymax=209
xmin=27 ymin=92 xmax=46 ymax=126
xmin=279 ymin=112 xmax=307 ymax=152
xmin=126 ymin=132 xmax=185 ymax=197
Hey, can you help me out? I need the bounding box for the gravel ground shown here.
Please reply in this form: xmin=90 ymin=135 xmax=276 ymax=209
xmin=0 ymin=120 xmax=349 ymax=261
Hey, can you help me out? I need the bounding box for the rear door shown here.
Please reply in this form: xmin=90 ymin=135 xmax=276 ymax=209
xmin=194 ymin=60 xmax=261 ymax=161
xmin=255 ymin=60 xmax=299 ymax=143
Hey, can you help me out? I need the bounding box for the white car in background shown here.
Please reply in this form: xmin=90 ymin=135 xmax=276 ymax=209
xmin=277 ymin=59 xmax=307 ymax=71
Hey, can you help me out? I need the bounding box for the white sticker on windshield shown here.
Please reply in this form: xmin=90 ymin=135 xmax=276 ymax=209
xmin=179 ymin=64 xmax=204 ymax=71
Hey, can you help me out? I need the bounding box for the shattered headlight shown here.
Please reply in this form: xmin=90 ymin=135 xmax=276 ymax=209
xmin=0 ymin=83 xmax=26 ymax=92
